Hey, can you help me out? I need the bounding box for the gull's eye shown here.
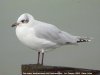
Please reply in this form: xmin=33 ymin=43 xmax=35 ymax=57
xmin=21 ymin=19 xmax=29 ymax=23
xmin=21 ymin=20 xmax=26 ymax=23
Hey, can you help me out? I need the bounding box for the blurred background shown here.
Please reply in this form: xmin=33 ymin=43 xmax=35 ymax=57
xmin=0 ymin=0 xmax=100 ymax=75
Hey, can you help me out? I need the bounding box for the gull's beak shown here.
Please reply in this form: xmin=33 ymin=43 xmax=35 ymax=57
xmin=11 ymin=22 xmax=19 ymax=27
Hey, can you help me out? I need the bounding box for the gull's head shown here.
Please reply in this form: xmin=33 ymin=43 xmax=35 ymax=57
xmin=11 ymin=13 xmax=34 ymax=27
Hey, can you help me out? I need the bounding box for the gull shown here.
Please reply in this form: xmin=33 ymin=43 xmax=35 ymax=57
xmin=11 ymin=13 xmax=91 ymax=65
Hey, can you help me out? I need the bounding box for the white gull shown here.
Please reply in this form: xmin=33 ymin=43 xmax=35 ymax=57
xmin=12 ymin=13 xmax=91 ymax=65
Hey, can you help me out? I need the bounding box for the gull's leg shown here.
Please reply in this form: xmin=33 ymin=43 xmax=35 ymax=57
xmin=37 ymin=51 xmax=40 ymax=64
xmin=41 ymin=52 xmax=44 ymax=65
xmin=41 ymin=49 xmax=45 ymax=65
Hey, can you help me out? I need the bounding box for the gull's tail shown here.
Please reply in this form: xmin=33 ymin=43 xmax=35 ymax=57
xmin=76 ymin=36 xmax=92 ymax=43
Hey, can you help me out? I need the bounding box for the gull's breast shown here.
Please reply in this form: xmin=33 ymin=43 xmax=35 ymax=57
xmin=16 ymin=26 xmax=57 ymax=50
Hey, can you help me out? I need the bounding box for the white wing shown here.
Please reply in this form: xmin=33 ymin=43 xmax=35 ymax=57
xmin=33 ymin=20 xmax=78 ymax=45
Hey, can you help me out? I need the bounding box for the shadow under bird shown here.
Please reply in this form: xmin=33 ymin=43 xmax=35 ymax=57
xmin=11 ymin=13 xmax=92 ymax=65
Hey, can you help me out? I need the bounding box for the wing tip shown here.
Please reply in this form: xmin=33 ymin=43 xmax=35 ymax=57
xmin=77 ymin=36 xmax=93 ymax=43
